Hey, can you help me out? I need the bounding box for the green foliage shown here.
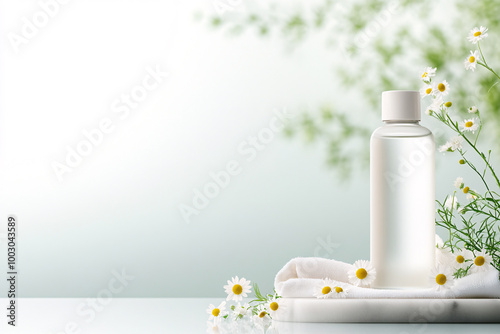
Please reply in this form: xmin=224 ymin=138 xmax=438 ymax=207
xmin=200 ymin=0 xmax=500 ymax=173
xmin=426 ymin=55 xmax=500 ymax=274
xmin=283 ymin=105 xmax=371 ymax=178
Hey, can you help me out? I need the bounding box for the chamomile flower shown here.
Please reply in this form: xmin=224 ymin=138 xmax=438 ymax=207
xmin=313 ymin=278 xmax=336 ymax=298
xmin=466 ymin=191 xmax=478 ymax=201
xmin=232 ymin=303 xmax=250 ymax=319
xmin=449 ymin=136 xmax=464 ymax=151
xmin=421 ymin=67 xmax=437 ymax=83
xmin=444 ymin=195 xmax=459 ymax=211
xmin=468 ymin=26 xmax=488 ymax=44
xmin=464 ymin=50 xmax=479 ymax=71
xmin=207 ymin=301 xmax=227 ymax=320
xmin=471 ymin=249 xmax=493 ymax=273
xmin=468 ymin=106 xmax=478 ymax=113
xmin=206 ymin=318 xmax=221 ymax=334
xmin=438 ymin=142 xmax=452 ymax=153
xmin=425 ymin=95 xmax=443 ymax=115
xmin=439 ymin=136 xmax=463 ymax=153
xmin=252 ymin=305 xmax=271 ymax=329
xmin=331 ymin=285 xmax=348 ymax=298
xmin=453 ymin=177 xmax=464 ymax=189
xmin=441 ymin=100 xmax=453 ymax=111
xmin=435 ymin=80 xmax=450 ymax=97
xmin=420 ymin=84 xmax=435 ymax=98
xmin=429 ymin=265 xmax=455 ymax=291
xmin=459 ymin=118 xmax=480 ymax=133
xmin=348 ymin=260 xmax=376 ymax=287
xmin=224 ymin=276 xmax=251 ymax=302
xmin=255 ymin=304 xmax=269 ymax=319
xmin=266 ymin=297 xmax=283 ymax=316
xmin=451 ymin=249 xmax=473 ymax=270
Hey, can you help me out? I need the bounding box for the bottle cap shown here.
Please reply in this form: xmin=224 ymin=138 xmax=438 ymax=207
xmin=381 ymin=90 xmax=421 ymax=121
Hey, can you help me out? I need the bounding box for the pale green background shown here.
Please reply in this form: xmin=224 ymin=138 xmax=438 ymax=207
xmin=0 ymin=0 xmax=493 ymax=297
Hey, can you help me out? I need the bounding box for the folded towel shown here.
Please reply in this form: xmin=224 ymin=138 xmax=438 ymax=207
xmin=275 ymin=257 xmax=500 ymax=298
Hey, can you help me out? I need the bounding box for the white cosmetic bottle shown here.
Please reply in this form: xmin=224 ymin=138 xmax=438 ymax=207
xmin=370 ymin=90 xmax=435 ymax=289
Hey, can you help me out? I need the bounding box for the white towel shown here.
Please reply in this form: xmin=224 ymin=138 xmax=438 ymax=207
xmin=275 ymin=257 xmax=500 ymax=298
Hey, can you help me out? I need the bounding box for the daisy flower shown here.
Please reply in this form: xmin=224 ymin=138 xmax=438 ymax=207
xmin=438 ymin=142 xmax=452 ymax=153
xmin=331 ymin=285 xmax=348 ymax=298
xmin=255 ymin=304 xmax=269 ymax=319
xmin=266 ymin=297 xmax=283 ymax=317
xmin=466 ymin=191 xmax=478 ymax=201
xmin=459 ymin=117 xmax=480 ymax=133
xmin=421 ymin=67 xmax=437 ymax=83
xmin=252 ymin=305 xmax=271 ymax=329
xmin=207 ymin=301 xmax=227 ymax=320
xmin=232 ymin=303 xmax=250 ymax=319
xmin=224 ymin=276 xmax=251 ymax=302
xmin=441 ymin=100 xmax=453 ymax=111
xmin=444 ymin=195 xmax=459 ymax=212
xmin=464 ymin=50 xmax=479 ymax=71
xmin=468 ymin=106 xmax=478 ymax=113
xmin=429 ymin=265 xmax=455 ymax=291
xmin=471 ymin=249 xmax=493 ymax=273
xmin=439 ymin=136 xmax=463 ymax=153
xmin=453 ymin=177 xmax=464 ymax=189
xmin=313 ymin=278 xmax=336 ymax=298
xmin=451 ymin=249 xmax=473 ymax=271
xmin=449 ymin=136 xmax=464 ymax=151
xmin=468 ymin=26 xmax=488 ymax=44
xmin=420 ymin=84 xmax=435 ymax=98
xmin=348 ymin=260 xmax=376 ymax=287
xmin=425 ymin=95 xmax=443 ymax=115
xmin=435 ymin=80 xmax=450 ymax=97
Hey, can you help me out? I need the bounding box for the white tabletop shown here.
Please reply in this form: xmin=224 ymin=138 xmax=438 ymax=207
xmin=1 ymin=298 xmax=500 ymax=333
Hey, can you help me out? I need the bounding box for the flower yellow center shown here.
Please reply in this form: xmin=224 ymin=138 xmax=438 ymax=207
xmin=456 ymin=255 xmax=465 ymax=264
xmin=322 ymin=286 xmax=332 ymax=294
xmin=437 ymin=83 xmax=446 ymax=92
xmin=259 ymin=311 xmax=267 ymax=318
xmin=425 ymin=88 xmax=432 ymax=95
xmin=469 ymin=56 xmax=475 ymax=63
xmin=465 ymin=121 xmax=473 ymax=128
xmin=422 ymin=72 xmax=428 ymax=78
xmin=445 ymin=102 xmax=452 ymax=108
xmin=475 ymin=256 xmax=485 ymax=266
xmin=356 ymin=268 xmax=368 ymax=280
xmin=474 ymin=31 xmax=482 ymax=37
xmin=463 ymin=186 xmax=470 ymax=193
xmin=232 ymin=284 xmax=243 ymax=295
xmin=335 ymin=286 xmax=343 ymax=293
xmin=270 ymin=302 xmax=279 ymax=311
xmin=212 ymin=308 xmax=220 ymax=317
xmin=435 ymin=274 xmax=447 ymax=285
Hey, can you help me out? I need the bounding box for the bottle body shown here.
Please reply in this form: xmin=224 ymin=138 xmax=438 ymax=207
xmin=370 ymin=123 xmax=435 ymax=289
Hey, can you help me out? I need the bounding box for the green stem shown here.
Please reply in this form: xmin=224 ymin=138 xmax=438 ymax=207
xmin=477 ymin=61 xmax=500 ymax=81
xmin=445 ymin=114 xmax=500 ymax=189
xmin=478 ymin=42 xmax=487 ymax=66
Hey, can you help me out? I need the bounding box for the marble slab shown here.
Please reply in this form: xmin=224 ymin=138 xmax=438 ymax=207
xmin=273 ymin=298 xmax=500 ymax=323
